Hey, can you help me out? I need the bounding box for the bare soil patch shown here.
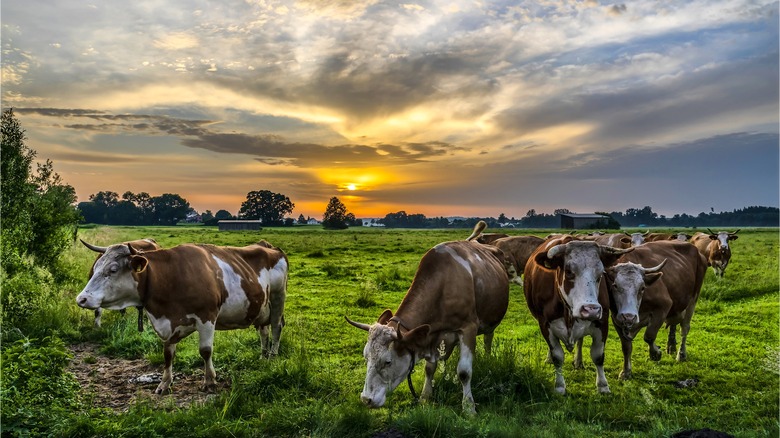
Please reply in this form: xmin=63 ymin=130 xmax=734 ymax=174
xmin=68 ymin=343 xmax=229 ymax=412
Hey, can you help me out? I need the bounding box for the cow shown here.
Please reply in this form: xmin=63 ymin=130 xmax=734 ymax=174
xmin=603 ymin=241 xmax=707 ymax=379
xmin=81 ymin=238 xmax=161 ymax=329
xmin=485 ymin=235 xmax=545 ymax=285
xmin=624 ymin=230 xmax=650 ymax=247
xmin=346 ymin=229 xmax=510 ymax=414
xmin=690 ymin=229 xmax=740 ymax=277
xmin=593 ymin=233 xmax=632 ymax=249
xmin=644 ymin=232 xmax=692 ymax=242
xmin=524 ymin=235 xmax=632 ymax=395
xmin=76 ymin=240 xmax=288 ymax=394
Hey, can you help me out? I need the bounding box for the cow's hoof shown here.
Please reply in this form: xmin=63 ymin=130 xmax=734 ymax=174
xmin=666 ymin=345 xmax=677 ymax=355
xmin=649 ymin=350 xmax=662 ymax=361
xmin=572 ymin=360 xmax=584 ymax=370
xmin=154 ymin=386 xmax=171 ymax=395
xmin=619 ymin=370 xmax=632 ymax=380
xmin=676 ymin=353 xmax=688 ymax=362
xmin=554 ymin=386 xmax=566 ymax=395
xmin=202 ymin=383 xmax=217 ymax=393
xmin=598 ymin=385 xmax=611 ymax=394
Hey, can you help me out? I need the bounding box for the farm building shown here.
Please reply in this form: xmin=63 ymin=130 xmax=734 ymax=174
xmin=218 ymin=220 xmax=263 ymax=231
xmin=559 ymin=213 xmax=611 ymax=229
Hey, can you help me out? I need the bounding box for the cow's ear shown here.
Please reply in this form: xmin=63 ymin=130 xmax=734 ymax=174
xmin=130 ymin=255 xmax=148 ymax=273
xmin=534 ymin=251 xmax=562 ymax=271
xmin=709 ymin=234 xmax=718 ymax=240
xmin=620 ymin=237 xmax=631 ymax=246
xmin=644 ymin=272 xmax=663 ymax=286
xmin=377 ymin=309 xmax=393 ymax=325
xmin=728 ymin=235 xmax=739 ymax=241
xmin=399 ymin=324 xmax=430 ymax=348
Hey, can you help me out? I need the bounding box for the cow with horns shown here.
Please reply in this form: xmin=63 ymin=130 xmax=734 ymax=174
xmin=346 ymin=223 xmax=510 ymax=414
xmin=76 ymin=240 xmax=288 ymax=394
xmin=690 ymin=228 xmax=739 ymax=278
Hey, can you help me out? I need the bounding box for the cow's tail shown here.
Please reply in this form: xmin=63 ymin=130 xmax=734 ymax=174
xmin=466 ymin=220 xmax=488 ymax=241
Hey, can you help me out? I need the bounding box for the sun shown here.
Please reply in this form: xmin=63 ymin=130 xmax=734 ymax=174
xmin=347 ymin=184 xmax=357 ymax=191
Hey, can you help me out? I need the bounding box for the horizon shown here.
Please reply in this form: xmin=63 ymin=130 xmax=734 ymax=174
xmin=3 ymin=1 xmax=778 ymax=220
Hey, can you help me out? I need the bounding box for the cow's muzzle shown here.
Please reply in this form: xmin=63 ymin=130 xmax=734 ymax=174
xmin=360 ymin=394 xmax=384 ymax=408
xmin=578 ymin=304 xmax=602 ymax=320
xmin=616 ymin=312 xmax=638 ymax=328
xmin=76 ymin=294 xmax=99 ymax=310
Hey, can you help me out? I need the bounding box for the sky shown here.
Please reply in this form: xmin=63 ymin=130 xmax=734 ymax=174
xmin=2 ymin=0 xmax=778 ymax=220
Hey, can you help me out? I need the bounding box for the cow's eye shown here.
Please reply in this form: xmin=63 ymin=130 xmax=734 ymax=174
xmin=564 ymin=268 xmax=575 ymax=279
xmin=109 ymin=263 xmax=119 ymax=274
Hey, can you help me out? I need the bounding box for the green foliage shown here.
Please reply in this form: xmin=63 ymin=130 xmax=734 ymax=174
xmin=8 ymin=226 xmax=780 ymax=437
xmin=239 ymin=189 xmax=294 ymax=225
xmin=0 ymin=337 xmax=81 ymax=436
xmin=322 ymin=196 xmax=353 ymax=229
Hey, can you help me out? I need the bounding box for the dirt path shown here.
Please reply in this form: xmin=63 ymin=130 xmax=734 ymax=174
xmin=68 ymin=343 xmax=229 ymax=412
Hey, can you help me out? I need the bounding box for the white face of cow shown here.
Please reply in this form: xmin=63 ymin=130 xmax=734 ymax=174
xmin=606 ymin=261 xmax=665 ymax=336
xmin=76 ymin=244 xmax=143 ymax=310
xmin=359 ymin=324 xmax=413 ymax=408
xmin=711 ymin=231 xmax=736 ymax=250
xmin=546 ymin=241 xmax=607 ymax=321
xmin=629 ymin=233 xmax=645 ymax=247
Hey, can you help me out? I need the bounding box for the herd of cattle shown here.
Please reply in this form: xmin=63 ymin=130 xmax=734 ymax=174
xmin=75 ymin=224 xmax=739 ymax=413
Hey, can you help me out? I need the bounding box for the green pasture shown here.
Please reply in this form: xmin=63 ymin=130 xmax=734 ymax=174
xmin=10 ymin=226 xmax=780 ymax=437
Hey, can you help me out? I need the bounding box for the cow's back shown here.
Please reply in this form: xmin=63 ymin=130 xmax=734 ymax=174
xmin=492 ymin=235 xmax=544 ymax=276
xmin=398 ymin=240 xmax=509 ymax=333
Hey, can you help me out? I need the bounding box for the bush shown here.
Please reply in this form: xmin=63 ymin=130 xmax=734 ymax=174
xmin=0 ymin=336 xmax=82 ymax=436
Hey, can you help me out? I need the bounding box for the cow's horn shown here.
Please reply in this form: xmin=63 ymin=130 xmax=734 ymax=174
xmin=80 ymin=239 xmax=108 ymax=253
xmin=344 ymin=316 xmax=371 ymax=331
xmin=707 ymin=228 xmax=717 ymax=236
xmin=547 ymin=243 xmax=566 ymax=258
xmin=642 ymin=230 xmax=650 ymax=236
xmin=644 ymin=258 xmax=667 ymax=273
xmin=730 ymin=229 xmax=741 ymax=235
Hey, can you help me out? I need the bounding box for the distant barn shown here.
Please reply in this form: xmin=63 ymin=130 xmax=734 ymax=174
xmin=559 ymin=213 xmax=610 ymax=229
xmin=218 ymin=220 xmax=263 ymax=231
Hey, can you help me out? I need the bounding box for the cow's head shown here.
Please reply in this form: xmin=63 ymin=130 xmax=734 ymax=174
xmin=604 ymin=259 xmax=666 ymax=336
xmin=707 ymin=228 xmax=739 ymax=250
xmin=345 ymin=310 xmax=429 ymax=408
xmin=674 ymin=233 xmax=692 ymax=242
xmin=535 ymin=240 xmax=633 ymax=321
xmin=76 ymin=243 xmax=148 ymax=310
xmin=624 ymin=231 xmax=649 ymax=247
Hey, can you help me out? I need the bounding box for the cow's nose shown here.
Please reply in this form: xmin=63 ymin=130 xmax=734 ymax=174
xmin=579 ymin=304 xmax=602 ymax=320
xmin=360 ymin=395 xmax=376 ymax=407
xmin=77 ymin=296 xmax=88 ymax=307
xmin=618 ymin=312 xmax=638 ymax=327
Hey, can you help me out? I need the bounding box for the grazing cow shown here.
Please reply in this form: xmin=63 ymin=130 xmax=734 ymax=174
xmin=604 ymin=241 xmax=707 ymax=379
xmin=690 ymin=229 xmax=740 ymax=277
xmin=346 ymin=234 xmax=510 ymax=414
xmin=76 ymin=240 xmax=288 ymax=394
xmin=524 ymin=235 xmax=632 ymax=395
xmin=81 ymin=238 xmax=161 ymax=329
xmin=624 ymin=230 xmax=650 ymax=247
xmin=485 ymin=235 xmax=545 ymax=285
xmin=644 ymin=232 xmax=692 ymax=242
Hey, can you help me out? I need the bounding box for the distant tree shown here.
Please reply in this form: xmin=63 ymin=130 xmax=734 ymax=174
xmin=297 ymin=213 xmax=307 ymax=225
xmin=201 ymin=210 xmax=214 ymax=223
xmin=322 ymin=197 xmax=350 ymax=229
xmin=123 ymin=191 xmax=154 ymax=224
xmin=152 ymin=193 xmax=190 ymax=225
xmin=215 ymin=209 xmax=233 ymax=220
xmin=498 ymin=213 xmax=508 ymax=223
xmin=594 ymin=212 xmax=621 ymax=229
xmin=239 ymin=190 xmax=294 ymax=225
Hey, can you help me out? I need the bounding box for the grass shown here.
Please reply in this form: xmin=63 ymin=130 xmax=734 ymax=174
xmin=13 ymin=226 xmax=780 ymax=437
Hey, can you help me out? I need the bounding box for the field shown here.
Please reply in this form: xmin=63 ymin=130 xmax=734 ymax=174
xmin=21 ymin=226 xmax=780 ymax=437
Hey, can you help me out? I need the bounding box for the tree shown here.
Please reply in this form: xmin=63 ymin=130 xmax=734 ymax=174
xmin=239 ymin=190 xmax=294 ymax=225
xmin=322 ymin=197 xmax=350 ymax=229
xmin=152 ymin=193 xmax=190 ymax=225
xmin=201 ymin=210 xmax=214 ymax=223
xmin=297 ymin=214 xmax=307 ymax=225
xmin=215 ymin=209 xmax=233 ymax=220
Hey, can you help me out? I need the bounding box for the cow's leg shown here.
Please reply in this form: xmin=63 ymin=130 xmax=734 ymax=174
xmin=617 ymin=330 xmax=633 ymax=380
xmin=644 ymin=318 xmax=664 ymax=362
xmin=589 ymin=330 xmax=610 ymax=394
xmin=549 ymin=341 xmax=566 ymax=395
xmin=677 ymin=303 xmax=698 ymax=362
xmin=155 ymin=340 xmax=178 ymax=395
xmin=420 ymin=359 xmax=437 ymax=402
xmin=573 ymin=338 xmax=584 ymax=369
xmin=269 ymin=313 xmax=285 ymax=356
xmin=94 ymin=308 xmax=102 ymax=327
xmin=483 ymin=330 xmax=494 ymax=355
xmin=457 ymin=330 xmax=477 ymax=415
xmin=666 ymin=324 xmax=677 ymax=356
xmin=257 ymin=325 xmax=271 ymax=356
xmin=198 ymin=321 xmax=217 ymax=392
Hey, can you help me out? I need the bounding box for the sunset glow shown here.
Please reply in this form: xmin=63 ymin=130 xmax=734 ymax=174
xmin=2 ymin=1 xmax=777 ymax=219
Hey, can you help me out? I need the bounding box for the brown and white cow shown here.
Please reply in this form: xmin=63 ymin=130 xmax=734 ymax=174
xmin=524 ymin=235 xmax=632 ymax=395
xmin=76 ymin=240 xmax=288 ymax=394
xmin=604 ymin=241 xmax=707 ymax=379
xmin=624 ymin=230 xmax=650 ymax=247
xmin=691 ymin=228 xmax=739 ymax=278
xmin=593 ymin=233 xmax=632 ymax=249
xmin=484 ymin=235 xmax=545 ymax=285
xmin=81 ymin=238 xmax=161 ymax=329
xmin=644 ymin=232 xmax=692 ymax=243
xmin=346 ymin=237 xmax=509 ymax=414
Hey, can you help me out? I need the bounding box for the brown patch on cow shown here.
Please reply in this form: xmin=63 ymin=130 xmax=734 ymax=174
xmin=67 ymin=343 xmax=230 ymax=411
